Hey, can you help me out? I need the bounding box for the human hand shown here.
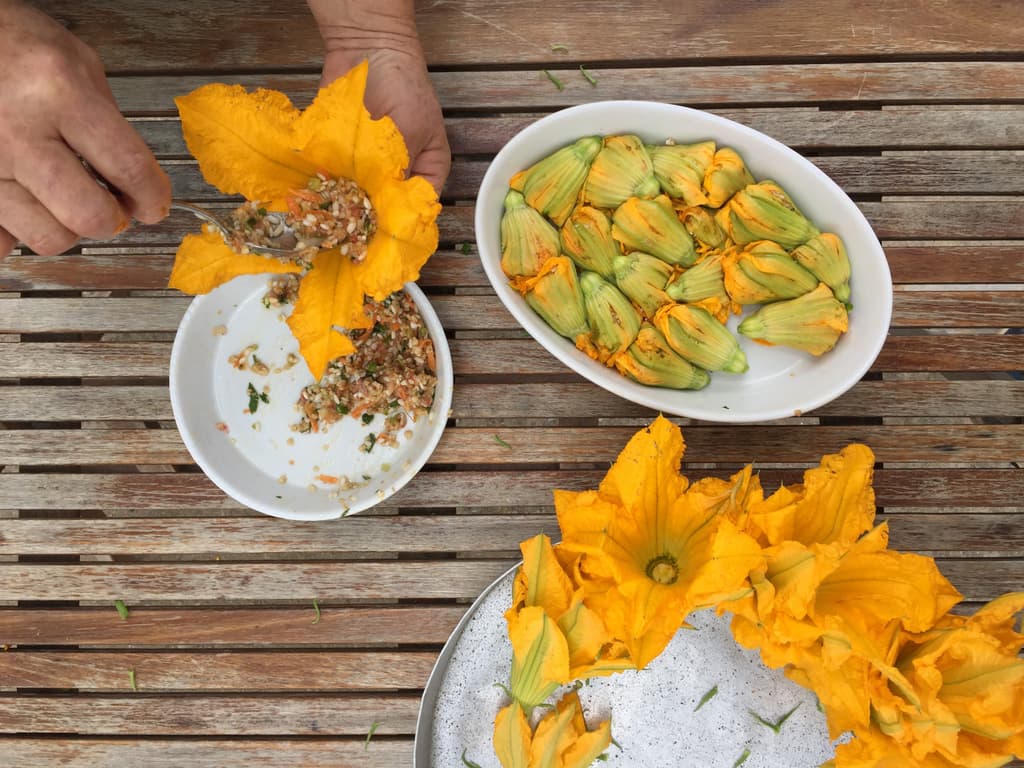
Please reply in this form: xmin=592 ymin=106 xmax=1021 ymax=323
xmin=0 ymin=1 xmax=171 ymax=258
xmin=308 ymin=0 xmax=451 ymax=196
xmin=321 ymin=47 xmax=451 ymax=196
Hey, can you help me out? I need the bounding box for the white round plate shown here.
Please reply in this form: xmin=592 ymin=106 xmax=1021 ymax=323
xmin=475 ymin=101 xmax=893 ymax=423
xmin=415 ymin=567 xmax=840 ymax=767
xmin=169 ymin=274 xmax=452 ymax=520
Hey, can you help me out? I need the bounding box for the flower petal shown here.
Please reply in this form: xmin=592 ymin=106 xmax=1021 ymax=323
xmin=296 ymin=60 xmax=409 ymax=195
xmin=493 ymin=700 xmax=531 ymax=768
xmin=354 ymin=177 xmax=441 ymax=300
xmin=175 ymin=85 xmax=316 ymax=203
xmin=514 ymin=534 xmax=575 ymax=621
xmin=507 ymin=605 xmax=570 ymax=711
xmin=285 ymin=252 xmax=364 ymax=380
xmin=598 ymin=414 xmax=688 ymax=512
xmin=168 ymin=230 xmax=302 ymax=295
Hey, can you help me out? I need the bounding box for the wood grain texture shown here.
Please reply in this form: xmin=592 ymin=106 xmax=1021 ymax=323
xmin=0 ymin=467 xmax=1021 ymax=512
xmin=2 ymin=739 xmax=412 ymax=768
xmin=0 ymin=606 xmax=467 ymax=646
xmin=2 ymin=513 xmax=1020 ymax=558
xmin=1 ymin=558 xmax=1016 ymax=604
xmin=123 ymin=108 xmax=1024 ymax=159
xmin=1 ymin=379 xmax=1021 ymax=423
xmin=99 ymin=63 xmax=1024 ymax=116
xmin=3 ymin=291 xmax=1022 ymax=333
xmin=3 ymin=242 xmax=1023 ymax=291
xmin=0 ymin=695 xmax=421 ymax=735
xmin=0 ymin=650 xmax=437 ymax=691
xmin=5 ymin=2 xmax=1023 ymax=763
xmin=41 ymin=0 xmax=1024 ymax=72
xmin=0 ymin=334 xmax=1020 ymax=381
xmin=1 ymin=425 xmax=1021 ymax=467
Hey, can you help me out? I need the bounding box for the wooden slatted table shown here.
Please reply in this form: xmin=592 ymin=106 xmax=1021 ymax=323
xmin=1 ymin=2 xmax=1022 ymax=765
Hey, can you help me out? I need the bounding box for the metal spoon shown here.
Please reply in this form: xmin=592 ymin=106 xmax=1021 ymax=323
xmin=171 ymin=201 xmax=320 ymax=257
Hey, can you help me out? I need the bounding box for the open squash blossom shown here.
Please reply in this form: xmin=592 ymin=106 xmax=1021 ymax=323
xmin=494 ymin=419 xmax=1023 ymax=768
xmin=168 ymin=61 xmax=441 ymax=380
xmin=555 ymin=416 xmax=763 ymax=667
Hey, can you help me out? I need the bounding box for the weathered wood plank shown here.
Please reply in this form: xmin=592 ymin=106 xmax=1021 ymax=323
xmin=0 ymin=558 xmax=1013 ymax=603
xmin=3 ymin=243 xmax=1021 ymax=292
xmin=0 ymin=467 xmax=1021 ymax=512
xmin=0 ymin=515 xmax=559 ymax=556
xmin=47 ymin=0 xmax=1024 ymax=72
xmin=153 ymin=151 xmax=1024 ymax=204
xmin=0 ymin=425 xmax=1021 ymax=467
xmin=2 ymin=738 xmax=411 ymax=768
xmin=0 ymin=468 xmax=1017 ymax=513
xmin=2 ymin=512 xmax=1019 ymax=558
xmin=0 ymin=694 xmax=420 ymax=735
xmin=0 ymin=561 xmax=514 ymax=602
xmin=0 ymin=651 xmax=436 ymax=691
xmin=0 ymin=250 xmax=479 ymax=292
xmin=2 ymin=380 xmax=1021 ymax=424
xmin=101 ymin=64 xmax=1024 ymax=115
xmin=3 ymin=291 xmax=1022 ymax=334
xmin=0 ymin=606 xmax=466 ymax=647
xmin=39 ymin=199 xmax=1024 ymax=250
xmin=131 ymin=108 xmax=1024 ymax=159
xmin=0 ymin=333 xmax=1020 ymax=380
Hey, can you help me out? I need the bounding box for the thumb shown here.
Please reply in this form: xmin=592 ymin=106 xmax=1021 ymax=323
xmin=409 ymin=139 xmax=451 ymax=198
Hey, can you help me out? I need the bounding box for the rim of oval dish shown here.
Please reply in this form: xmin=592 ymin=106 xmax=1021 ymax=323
xmin=169 ymin=277 xmax=452 ymax=521
xmin=475 ymin=100 xmax=893 ymax=423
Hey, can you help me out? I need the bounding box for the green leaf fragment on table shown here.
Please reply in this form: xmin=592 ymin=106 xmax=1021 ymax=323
xmin=128 ymin=669 xmax=137 ymax=691
xmin=493 ymin=434 xmax=512 ymax=449
xmin=543 ymin=70 xmax=565 ymax=91
xmin=364 ymin=720 xmax=381 ymax=751
xmin=750 ymin=702 xmax=801 ymax=733
xmin=114 ymin=599 xmax=130 ymax=620
xmin=247 ymin=382 xmax=260 ymax=413
xmin=459 ymin=242 xmax=474 ymax=254
xmin=733 ymin=748 xmax=752 ymax=767
xmin=580 ymin=65 xmax=599 ymax=86
xmin=550 ymin=43 xmax=570 ymax=53
xmin=695 ymin=684 xmax=719 ymax=711
xmin=311 ymin=598 xmax=321 ymax=625
xmin=461 ymin=749 xmax=484 ymax=768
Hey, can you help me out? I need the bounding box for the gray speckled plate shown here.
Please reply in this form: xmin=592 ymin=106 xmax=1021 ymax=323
xmin=414 ymin=565 xmax=843 ymax=767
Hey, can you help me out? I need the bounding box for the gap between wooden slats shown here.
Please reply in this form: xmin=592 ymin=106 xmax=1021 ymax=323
xmin=0 ymin=738 xmax=411 ymax=768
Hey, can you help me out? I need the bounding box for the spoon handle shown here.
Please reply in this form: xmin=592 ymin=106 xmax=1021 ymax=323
xmin=170 ymin=202 xmax=230 ymax=236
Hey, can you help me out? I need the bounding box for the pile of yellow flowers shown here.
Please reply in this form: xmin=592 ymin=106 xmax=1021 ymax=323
xmin=494 ymin=416 xmax=1024 ymax=767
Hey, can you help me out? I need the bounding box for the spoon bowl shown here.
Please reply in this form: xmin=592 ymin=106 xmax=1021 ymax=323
xmin=171 ymin=201 xmax=321 ymax=257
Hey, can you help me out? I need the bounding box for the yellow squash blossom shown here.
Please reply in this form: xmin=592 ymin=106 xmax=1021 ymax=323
xmin=168 ymin=61 xmax=441 ymax=379
xmin=556 ymin=416 xmax=763 ymax=667
xmin=510 ymin=535 xmax=633 ymax=682
xmin=494 ymin=692 xmax=612 ymax=768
